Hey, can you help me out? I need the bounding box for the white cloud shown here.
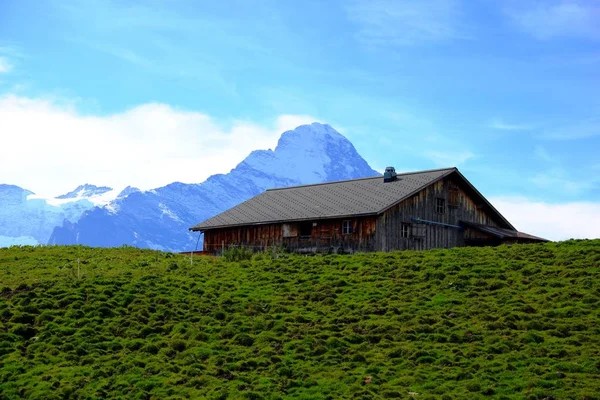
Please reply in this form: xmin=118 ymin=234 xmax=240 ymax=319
xmin=529 ymin=167 xmax=598 ymax=195
xmin=346 ymin=0 xmax=466 ymax=46
xmin=506 ymin=1 xmax=600 ymax=40
xmin=0 ymin=95 xmax=317 ymax=198
xmin=489 ymin=118 xmax=532 ymax=131
xmin=0 ymin=57 xmax=12 ymax=73
xmin=491 ymin=196 xmax=600 ymax=240
xmin=533 ymin=145 xmax=555 ymax=163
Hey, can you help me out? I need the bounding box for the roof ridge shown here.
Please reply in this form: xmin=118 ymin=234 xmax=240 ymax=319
xmin=266 ymin=167 xmax=457 ymax=192
xmin=266 ymin=175 xmax=380 ymax=191
xmin=190 ymin=167 xmax=463 ymax=231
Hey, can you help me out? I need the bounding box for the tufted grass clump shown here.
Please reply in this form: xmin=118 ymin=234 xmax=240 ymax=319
xmin=1 ymin=240 xmax=600 ymax=398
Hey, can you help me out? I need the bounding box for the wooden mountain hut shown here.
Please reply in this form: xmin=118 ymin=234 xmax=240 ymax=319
xmin=190 ymin=167 xmax=547 ymax=254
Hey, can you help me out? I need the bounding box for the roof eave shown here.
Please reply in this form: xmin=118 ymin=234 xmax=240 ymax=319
xmin=460 ymin=220 xmax=549 ymax=242
xmin=452 ymin=169 xmax=516 ymax=230
xmin=460 ymin=221 xmax=507 ymax=239
xmin=190 ymin=211 xmax=380 ymax=232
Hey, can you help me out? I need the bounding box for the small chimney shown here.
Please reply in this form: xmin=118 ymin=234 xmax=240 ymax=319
xmin=383 ymin=166 xmax=397 ymax=182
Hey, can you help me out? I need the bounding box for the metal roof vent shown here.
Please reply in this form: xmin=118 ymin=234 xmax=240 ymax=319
xmin=383 ymin=166 xmax=397 ymax=183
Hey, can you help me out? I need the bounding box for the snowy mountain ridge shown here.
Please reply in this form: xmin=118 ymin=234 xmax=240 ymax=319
xmin=0 ymin=182 xmax=141 ymax=247
xmin=55 ymin=184 xmax=114 ymax=200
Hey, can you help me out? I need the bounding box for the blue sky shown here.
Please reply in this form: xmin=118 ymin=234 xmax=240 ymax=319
xmin=0 ymin=0 xmax=599 ymax=237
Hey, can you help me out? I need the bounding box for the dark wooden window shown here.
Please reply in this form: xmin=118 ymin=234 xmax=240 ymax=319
xmin=436 ymin=198 xmax=446 ymax=214
xmin=401 ymin=223 xmax=411 ymax=238
xmin=342 ymin=220 xmax=352 ymax=235
xmin=299 ymin=222 xmax=312 ymax=237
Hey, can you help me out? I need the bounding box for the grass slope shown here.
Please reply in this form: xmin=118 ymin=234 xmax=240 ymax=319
xmin=1 ymin=241 xmax=600 ymax=399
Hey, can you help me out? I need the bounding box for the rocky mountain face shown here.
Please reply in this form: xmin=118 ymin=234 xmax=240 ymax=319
xmin=0 ymin=184 xmax=120 ymax=247
xmin=4 ymin=123 xmax=379 ymax=251
xmin=56 ymin=184 xmax=113 ymax=200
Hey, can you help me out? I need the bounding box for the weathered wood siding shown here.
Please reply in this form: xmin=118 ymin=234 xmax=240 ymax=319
xmin=203 ymin=216 xmax=377 ymax=254
xmin=203 ymin=224 xmax=283 ymax=253
xmin=375 ymin=176 xmax=507 ymax=251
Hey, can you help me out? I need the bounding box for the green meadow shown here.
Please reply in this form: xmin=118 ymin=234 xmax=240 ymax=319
xmin=1 ymin=241 xmax=600 ymax=399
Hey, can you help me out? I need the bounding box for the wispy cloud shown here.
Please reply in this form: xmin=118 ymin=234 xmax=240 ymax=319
xmin=425 ymin=150 xmax=475 ymax=167
xmin=374 ymin=108 xmax=478 ymax=169
xmin=533 ymin=145 xmax=555 ymax=163
xmin=53 ymin=1 xmax=273 ymax=56
xmin=50 ymin=1 xmax=284 ymax=98
xmin=542 ymin=117 xmax=600 ymax=140
xmin=67 ymin=37 xmax=239 ymax=98
xmin=345 ymin=0 xmax=467 ymax=47
xmin=488 ymin=118 xmax=532 ymax=131
xmin=529 ymin=145 xmax=599 ymax=195
xmin=530 ymin=168 xmax=597 ymax=195
xmin=53 ymin=1 xmax=203 ymax=34
xmin=506 ymin=1 xmax=600 ymax=40
xmin=0 ymin=57 xmax=11 ymax=73
xmin=0 ymin=43 xmax=20 ymax=74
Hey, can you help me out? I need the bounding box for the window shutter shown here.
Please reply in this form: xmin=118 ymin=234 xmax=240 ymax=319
xmin=412 ymin=224 xmax=426 ymax=238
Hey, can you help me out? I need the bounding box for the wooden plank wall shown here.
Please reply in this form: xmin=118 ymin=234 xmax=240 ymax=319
xmin=203 ymin=224 xmax=282 ymax=253
xmin=203 ymin=216 xmax=378 ymax=254
xmin=375 ymin=176 xmax=505 ymax=252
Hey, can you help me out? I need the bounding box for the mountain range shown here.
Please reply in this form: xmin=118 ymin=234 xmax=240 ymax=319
xmin=0 ymin=123 xmax=379 ymax=251
xmin=0 ymin=183 xmax=125 ymax=247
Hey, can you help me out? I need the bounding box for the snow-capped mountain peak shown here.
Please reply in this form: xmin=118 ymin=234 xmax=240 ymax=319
xmin=117 ymin=186 xmax=141 ymax=199
xmin=34 ymin=184 xmax=120 ymax=207
xmin=239 ymin=122 xmax=372 ymax=185
xmin=0 ymin=184 xmax=34 ymax=200
xmin=56 ymin=184 xmax=113 ymax=199
xmin=0 ymin=184 xmax=95 ymax=247
xmin=276 ymin=123 xmax=345 ymax=149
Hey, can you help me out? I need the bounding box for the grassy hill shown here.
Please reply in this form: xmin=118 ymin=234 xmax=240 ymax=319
xmin=1 ymin=241 xmax=600 ymax=399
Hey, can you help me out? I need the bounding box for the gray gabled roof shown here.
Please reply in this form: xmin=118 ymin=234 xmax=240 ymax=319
xmin=191 ymin=167 xmax=466 ymax=231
